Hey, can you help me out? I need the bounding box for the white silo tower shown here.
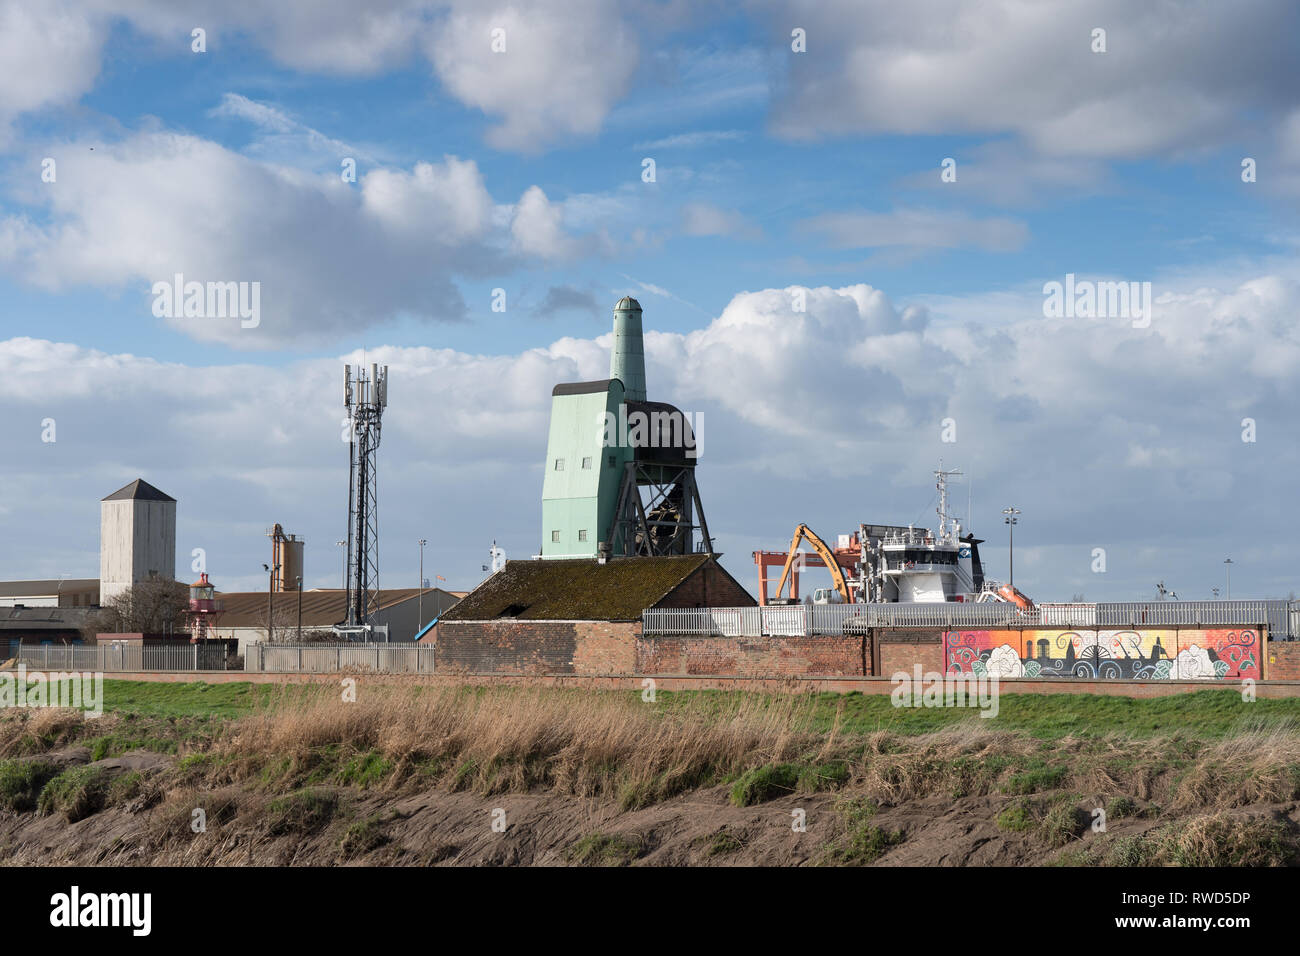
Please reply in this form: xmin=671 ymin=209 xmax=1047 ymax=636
xmin=99 ymin=478 xmax=177 ymax=605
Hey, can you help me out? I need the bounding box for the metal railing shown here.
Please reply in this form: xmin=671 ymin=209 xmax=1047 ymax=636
xmin=643 ymin=600 xmax=1290 ymax=638
xmin=12 ymin=643 xmax=234 ymax=672
xmin=1093 ymin=601 xmax=1273 ymax=627
xmin=244 ymin=643 xmax=436 ymax=674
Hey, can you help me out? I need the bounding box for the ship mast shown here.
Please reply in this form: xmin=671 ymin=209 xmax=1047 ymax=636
xmin=935 ymin=464 xmax=963 ymax=542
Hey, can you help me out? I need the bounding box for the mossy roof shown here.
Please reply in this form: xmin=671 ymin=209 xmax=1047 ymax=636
xmin=442 ymin=554 xmax=714 ymax=621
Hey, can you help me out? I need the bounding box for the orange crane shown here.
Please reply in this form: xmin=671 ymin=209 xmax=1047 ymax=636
xmin=771 ymin=524 xmax=853 ymax=604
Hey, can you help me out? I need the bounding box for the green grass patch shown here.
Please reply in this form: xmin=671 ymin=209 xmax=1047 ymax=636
xmin=0 ymin=759 xmax=61 ymax=812
xmin=37 ymin=765 xmax=112 ymax=822
xmin=338 ymin=814 xmax=391 ymax=859
xmin=108 ymin=770 xmax=144 ymax=804
xmin=266 ymin=788 xmax=339 ymax=836
xmin=1002 ymin=763 xmax=1069 ymax=795
xmin=797 ymin=760 xmax=850 ymax=792
xmin=1040 ymin=796 xmax=1087 ymax=849
xmin=657 ymin=688 xmax=1300 ymax=741
xmin=336 ymin=751 xmax=394 ymax=789
xmin=704 ymin=827 xmax=746 ymax=857
xmin=823 ymin=796 xmax=904 ymax=865
xmin=996 ymin=798 xmax=1034 ymax=833
xmin=1106 ymin=795 xmax=1138 ymax=820
xmin=85 ymin=733 xmax=181 ymax=761
xmin=568 ymin=832 xmax=645 ymax=866
xmin=93 ymin=680 xmax=275 ymax=719
xmin=730 ymin=763 xmax=801 ymax=807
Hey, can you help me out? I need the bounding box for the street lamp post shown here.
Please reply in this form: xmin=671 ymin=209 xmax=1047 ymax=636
xmin=296 ymin=575 xmax=303 ymax=642
xmin=418 ymin=539 xmax=427 ymax=632
xmin=262 ymin=563 xmax=279 ymax=643
xmin=1002 ymin=507 xmax=1021 ymax=588
xmin=336 ymin=540 xmax=346 ymax=591
xmin=1224 ymin=557 xmax=1234 ymax=600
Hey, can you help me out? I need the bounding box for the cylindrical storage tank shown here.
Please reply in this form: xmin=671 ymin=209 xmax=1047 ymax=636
xmin=281 ymin=538 xmax=305 ymax=590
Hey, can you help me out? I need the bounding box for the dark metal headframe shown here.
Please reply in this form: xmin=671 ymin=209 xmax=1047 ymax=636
xmin=607 ymin=461 xmax=713 ymax=557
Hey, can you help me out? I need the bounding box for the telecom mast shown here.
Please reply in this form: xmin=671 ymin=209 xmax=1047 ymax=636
xmin=343 ymin=363 xmax=387 ymax=633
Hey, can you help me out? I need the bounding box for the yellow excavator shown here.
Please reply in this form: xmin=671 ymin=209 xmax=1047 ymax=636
xmin=772 ymin=523 xmax=852 ymax=604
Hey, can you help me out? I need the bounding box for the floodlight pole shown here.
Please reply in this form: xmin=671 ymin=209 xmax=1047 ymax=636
xmin=1002 ymin=507 xmax=1021 ymax=588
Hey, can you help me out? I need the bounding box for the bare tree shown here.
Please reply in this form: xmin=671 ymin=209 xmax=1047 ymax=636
xmin=84 ymin=578 xmax=190 ymax=641
xmin=264 ymin=599 xmax=340 ymax=643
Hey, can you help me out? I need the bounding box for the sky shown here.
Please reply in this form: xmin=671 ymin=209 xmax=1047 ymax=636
xmin=1 ymin=0 xmax=1299 ymax=601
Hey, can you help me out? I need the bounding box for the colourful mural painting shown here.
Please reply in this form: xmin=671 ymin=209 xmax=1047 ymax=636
xmin=943 ymin=628 xmax=1260 ymax=680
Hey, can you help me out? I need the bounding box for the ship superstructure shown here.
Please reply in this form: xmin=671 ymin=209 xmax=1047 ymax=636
xmin=855 ymin=467 xmax=989 ymax=603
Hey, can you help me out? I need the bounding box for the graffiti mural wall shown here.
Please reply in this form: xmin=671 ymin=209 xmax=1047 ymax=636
xmin=943 ymin=628 xmax=1261 ymax=680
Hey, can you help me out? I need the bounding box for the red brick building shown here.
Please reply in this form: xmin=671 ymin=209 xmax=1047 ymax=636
xmin=428 ymin=554 xmax=754 ymax=676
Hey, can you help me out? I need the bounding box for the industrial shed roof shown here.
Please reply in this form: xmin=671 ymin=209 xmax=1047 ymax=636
xmin=214 ymin=587 xmax=458 ymax=628
xmin=442 ymin=554 xmax=719 ymax=622
xmin=0 ymin=606 xmax=93 ymax=631
xmin=0 ymin=579 xmax=98 ymax=597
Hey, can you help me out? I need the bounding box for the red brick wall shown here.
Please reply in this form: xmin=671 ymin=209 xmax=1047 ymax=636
xmin=571 ymin=621 xmax=639 ymax=674
xmin=1267 ymin=640 xmax=1300 ymax=680
xmin=656 ymin=561 xmax=756 ymax=610
xmin=636 ymin=634 xmax=866 ymax=676
xmin=877 ymin=629 xmax=944 ymax=677
xmin=433 ymin=620 xmax=638 ymax=675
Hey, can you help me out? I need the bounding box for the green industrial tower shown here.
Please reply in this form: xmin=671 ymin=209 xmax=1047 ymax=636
xmin=540 ymin=297 xmax=712 ymax=559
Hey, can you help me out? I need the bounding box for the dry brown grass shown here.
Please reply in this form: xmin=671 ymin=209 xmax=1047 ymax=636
xmin=0 ymin=708 xmax=86 ymax=758
xmin=210 ymin=684 xmax=826 ymax=806
xmin=7 ymin=686 xmax=1300 ymax=866
xmin=1168 ymin=724 xmax=1300 ymax=811
xmin=1157 ymin=811 xmax=1293 ymax=866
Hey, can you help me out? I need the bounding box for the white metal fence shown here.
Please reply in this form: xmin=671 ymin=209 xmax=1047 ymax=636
xmin=643 ymin=600 xmax=1287 ymax=638
xmin=244 ymin=643 xmax=436 ymax=674
xmin=13 ymin=643 xmax=233 ymax=672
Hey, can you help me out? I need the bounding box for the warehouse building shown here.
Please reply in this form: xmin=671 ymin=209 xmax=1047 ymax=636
xmin=208 ymin=586 xmax=462 ymax=655
xmin=0 ymin=579 xmax=99 ymax=608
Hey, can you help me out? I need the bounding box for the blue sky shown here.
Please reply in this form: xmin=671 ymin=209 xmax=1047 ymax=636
xmin=2 ymin=0 xmax=1299 ymax=601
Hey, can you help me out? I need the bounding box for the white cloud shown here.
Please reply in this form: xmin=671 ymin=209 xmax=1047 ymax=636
xmin=509 ymin=185 xmax=623 ymax=261
xmin=424 ymin=0 xmax=639 ymax=151
xmin=0 ymin=0 xmax=104 ymax=142
xmin=0 ymin=1 xmax=642 ymax=153
xmin=764 ymin=0 xmax=1300 ymax=161
xmin=363 ymin=157 xmax=492 ymax=241
xmin=5 ymin=267 xmax=1300 ymax=596
xmin=0 ymin=131 xmax=508 ymax=346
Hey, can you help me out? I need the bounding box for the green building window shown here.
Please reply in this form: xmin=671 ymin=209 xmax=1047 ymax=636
xmin=554 ymin=458 xmax=564 ymax=470
xmin=551 ymin=530 xmax=561 ymax=543
xmin=578 ymin=530 xmax=588 ymax=542
xmin=582 ymin=457 xmax=592 ymax=469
